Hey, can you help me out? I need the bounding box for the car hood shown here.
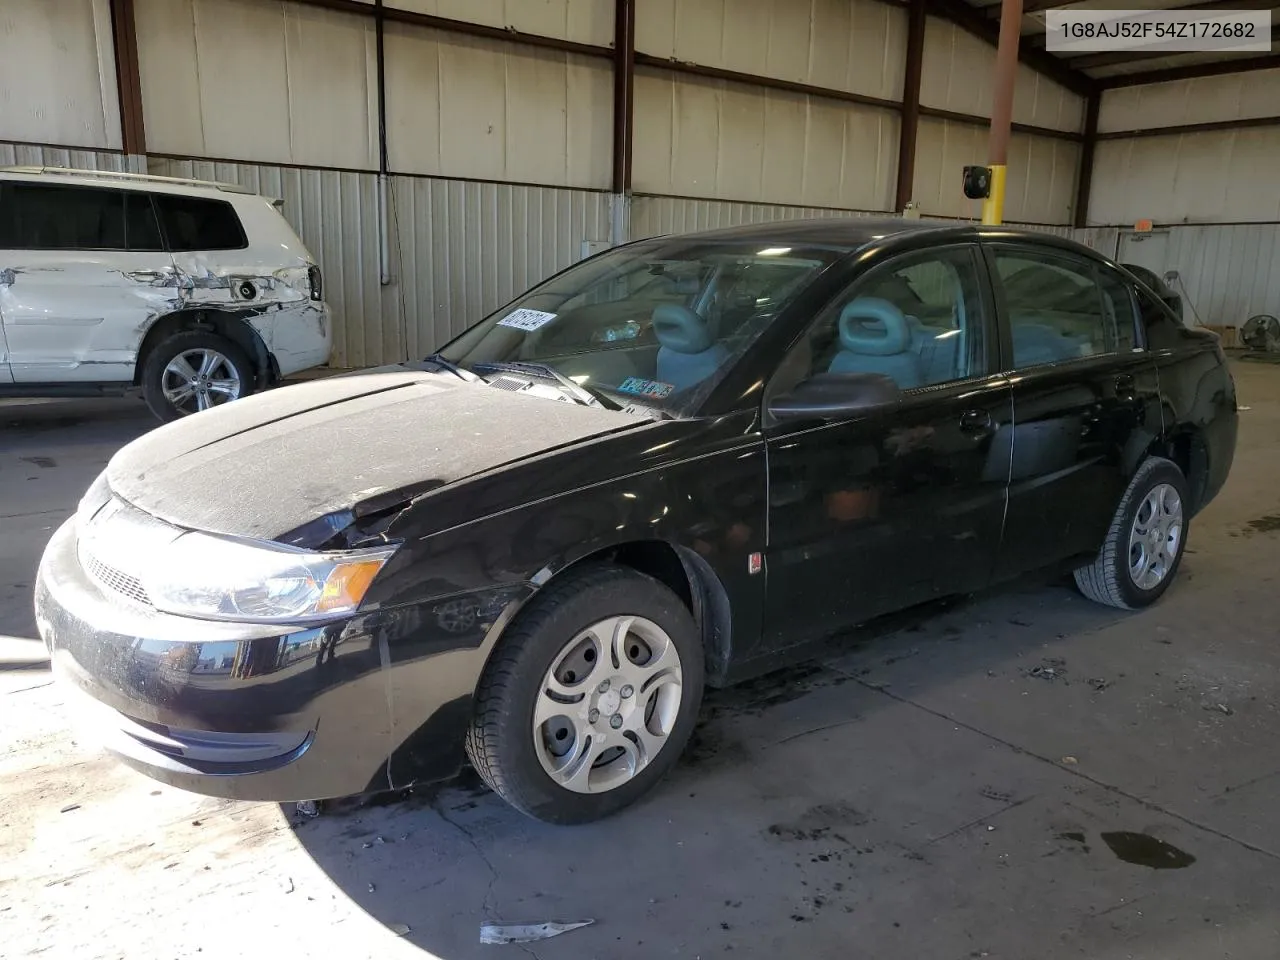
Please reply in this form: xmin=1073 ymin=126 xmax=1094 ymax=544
xmin=106 ymin=370 xmax=643 ymax=540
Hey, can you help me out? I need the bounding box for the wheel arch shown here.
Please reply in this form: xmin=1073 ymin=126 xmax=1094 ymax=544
xmin=494 ymin=539 xmax=735 ymax=688
xmin=133 ymin=309 xmax=274 ymax=390
xmin=1148 ymin=426 xmax=1209 ymax=515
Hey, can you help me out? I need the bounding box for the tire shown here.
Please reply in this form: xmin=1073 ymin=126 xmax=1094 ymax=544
xmin=465 ymin=564 xmax=705 ymax=824
xmin=141 ymin=331 xmax=255 ymax=422
xmin=1074 ymin=456 xmax=1190 ymax=610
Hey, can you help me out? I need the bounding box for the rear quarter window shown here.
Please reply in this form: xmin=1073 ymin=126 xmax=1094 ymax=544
xmin=155 ymin=194 xmax=247 ymax=251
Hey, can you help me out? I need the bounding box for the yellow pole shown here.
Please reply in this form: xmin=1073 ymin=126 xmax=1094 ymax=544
xmin=984 ymin=0 xmax=1022 ymax=226
xmin=982 ymin=165 xmax=1007 ymax=225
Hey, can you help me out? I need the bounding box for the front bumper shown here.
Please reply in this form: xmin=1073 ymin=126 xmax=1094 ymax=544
xmin=35 ymin=516 xmax=531 ymax=801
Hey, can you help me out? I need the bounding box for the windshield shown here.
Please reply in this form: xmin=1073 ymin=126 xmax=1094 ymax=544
xmin=437 ymin=238 xmax=843 ymax=415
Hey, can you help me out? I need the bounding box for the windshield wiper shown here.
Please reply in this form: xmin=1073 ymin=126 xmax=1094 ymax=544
xmin=472 ymin=361 xmax=623 ymax=411
xmin=423 ymin=353 xmax=480 ymax=382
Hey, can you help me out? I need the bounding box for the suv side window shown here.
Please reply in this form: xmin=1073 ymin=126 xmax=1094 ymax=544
xmin=155 ymin=194 xmax=247 ymax=251
xmin=0 ymin=183 xmax=165 ymax=252
xmin=773 ymin=245 xmax=987 ymax=394
xmin=0 ymin=183 xmax=125 ymax=250
xmin=993 ymin=248 xmax=1129 ymax=367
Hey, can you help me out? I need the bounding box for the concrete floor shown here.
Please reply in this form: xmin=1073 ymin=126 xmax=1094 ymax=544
xmin=3 ymin=362 xmax=1280 ymax=960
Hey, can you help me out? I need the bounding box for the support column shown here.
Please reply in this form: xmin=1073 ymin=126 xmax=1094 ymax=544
xmin=611 ymin=0 xmax=636 ymax=245
xmin=894 ymin=0 xmax=926 ymax=214
xmin=1073 ymin=90 xmax=1100 ymax=229
xmin=109 ymin=0 xmax=146 ymax=166
xmin=982 ymin=0 xmax=1023 ymax=225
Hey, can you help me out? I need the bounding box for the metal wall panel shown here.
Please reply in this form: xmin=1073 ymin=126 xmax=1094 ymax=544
xmin=913 ymin=119 xmax=1077 ymax=224
xmin=135 ymin=0 xmax=379 ymax=169
xmin=384 ymin=25 xmax=613 ymax=188
xmin=1090 ymin=128 xmax=1280 ymax=225
xmin=631 ymin=195 xmax=884 ymax=238
xmin=1114 ymin=224 xmax=1280 ymax=327
xmin=636 ymin=0 xmax=908 ymax=101
xmin=920 ymin=16 xmax=1084 ymax=133
xmin=633 ymin=70 xmax=899 ymax=211
xmin=384 ymin=0 xmax=613 ymax=46
xmin=0 ymin=0 xmax=122 ymax=150
xmin=1099 ymin=68 xmax=1280 ymax=133
xmin=392 ymin=178 xmax=613 ymax=358
xmin=0 ymin=142 xmax=143 ymax=173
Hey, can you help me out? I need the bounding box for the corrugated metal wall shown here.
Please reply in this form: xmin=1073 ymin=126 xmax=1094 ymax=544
xmin=0 ymin=142 xmax=142 ymax=173
xmin=378 ymin=0 xmax=614 ymax=46
xmin=631 ymin=196 xmax=881 ymax=238
xmin=1117 ymin=225 xmax=1280 ymax=326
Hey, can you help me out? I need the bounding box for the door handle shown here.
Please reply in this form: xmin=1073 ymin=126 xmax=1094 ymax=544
xmin=125 ymin=269 xmax=170 ymax=283
xmin=959 ymin=409 xmax=994 ymax=435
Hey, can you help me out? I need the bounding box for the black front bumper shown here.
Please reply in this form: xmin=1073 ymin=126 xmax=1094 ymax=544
xmin=35 ymin=517 xmax=532 ymax=801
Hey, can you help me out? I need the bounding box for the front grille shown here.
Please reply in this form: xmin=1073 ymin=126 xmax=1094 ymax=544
xmin=83 ymin=550 xmax=152 ymax=607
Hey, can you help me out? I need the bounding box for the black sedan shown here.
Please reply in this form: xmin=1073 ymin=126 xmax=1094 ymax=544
xmin=35 ymin=220 xmax=1237 ymax=824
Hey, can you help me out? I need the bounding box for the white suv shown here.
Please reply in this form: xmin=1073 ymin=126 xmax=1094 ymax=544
xmin=0 ymin=167 xmax=331 ymax=420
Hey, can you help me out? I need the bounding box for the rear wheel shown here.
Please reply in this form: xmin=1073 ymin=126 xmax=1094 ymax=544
xmin=465 ymin=564 xmax=704 ymax=824
xmin=141 ymin=331 xmax=254 ymax=422
xmin=1074 ymin=456 xmax=1189 ymax=609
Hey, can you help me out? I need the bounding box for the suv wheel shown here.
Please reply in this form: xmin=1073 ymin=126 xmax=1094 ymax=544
xmin=1074 ymin=456 xmax=1189 ymax=609
xmin=465 ymin=564 xmax=704 ymax=824
xmin=142 ymin=332 xmax=254 ymax=421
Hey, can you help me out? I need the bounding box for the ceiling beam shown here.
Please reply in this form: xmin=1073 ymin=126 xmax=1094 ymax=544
xmin=928 ymin=0 xmax=1096 ymax=94
xmin=1097 ymin=51 xmax=1280 ymax=86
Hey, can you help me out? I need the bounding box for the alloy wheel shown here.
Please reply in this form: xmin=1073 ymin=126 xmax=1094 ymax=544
xmin=1128 ymin=482 xmax=1183 ymax=590
xmin=532 ymin=615 xmax=684 ymax=794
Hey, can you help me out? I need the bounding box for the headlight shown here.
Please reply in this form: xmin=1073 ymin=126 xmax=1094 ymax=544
xmin=140 ymin=532 xmax=398 ymax=623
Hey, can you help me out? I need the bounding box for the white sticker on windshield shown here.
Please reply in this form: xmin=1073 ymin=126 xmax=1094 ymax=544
xmin=498 ymin=308 xmax=557 ymax=331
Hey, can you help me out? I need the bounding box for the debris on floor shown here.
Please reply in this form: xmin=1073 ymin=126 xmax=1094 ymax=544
xmin=295 ymin=800 xmax=319 ymax=818
xmin=479 ymin=921 xmax=595 ymax=944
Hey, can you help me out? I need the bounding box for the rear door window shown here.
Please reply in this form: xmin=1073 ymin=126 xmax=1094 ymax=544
xmin=154 ymin=194 xmax=247 ymax=251
xmin=992 ymin=247 xmax=1129 ymax=368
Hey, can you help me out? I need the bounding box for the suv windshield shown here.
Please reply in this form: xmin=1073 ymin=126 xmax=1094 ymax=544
xmin=438 ymin=237 xmax=842 ymax=415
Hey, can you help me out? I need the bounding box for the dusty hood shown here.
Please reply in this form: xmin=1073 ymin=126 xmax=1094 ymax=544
xmin=106 ymin=370 xmax=638 ymax=540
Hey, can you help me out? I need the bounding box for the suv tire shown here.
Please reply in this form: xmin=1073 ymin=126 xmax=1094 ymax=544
xmin=142 ymin=331 xmax=255 ymax=422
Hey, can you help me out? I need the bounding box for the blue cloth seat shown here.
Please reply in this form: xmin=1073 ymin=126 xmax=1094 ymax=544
xmin=653 ymin=305 xmax=728 ymax=391
xmin=827 ymin=297 xmax=924 ymax=388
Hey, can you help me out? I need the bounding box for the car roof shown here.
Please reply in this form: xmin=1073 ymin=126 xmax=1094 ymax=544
xmin=662 ymin=216 xmax=1097 ymax=257
xmin=0 ymin=166 xmax=258 ymax=199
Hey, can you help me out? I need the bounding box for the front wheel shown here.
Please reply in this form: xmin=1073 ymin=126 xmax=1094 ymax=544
xmin=1074 ymin=456 xmax=1189 ymax=609
xmin=465 ymin=565 xmax=704 ymax=824
xmin=141 ymin=331 xmax=254 ymax=422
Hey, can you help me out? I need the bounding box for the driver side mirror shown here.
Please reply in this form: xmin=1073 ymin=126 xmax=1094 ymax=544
xmin=768 ymin=372 xmax=902 ymax=422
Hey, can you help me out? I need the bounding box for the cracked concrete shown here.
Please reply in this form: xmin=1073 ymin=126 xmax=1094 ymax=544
xmin=3 ymin=362 xmax=1280 ymax=959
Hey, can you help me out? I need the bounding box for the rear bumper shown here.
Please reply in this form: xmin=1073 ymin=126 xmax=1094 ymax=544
xmin=260 ymin=302 xmax=333 ymax=378
xmin=35 ymin=516 xmax=531 ymax=801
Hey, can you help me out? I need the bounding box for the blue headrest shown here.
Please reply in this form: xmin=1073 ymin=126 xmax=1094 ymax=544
xmin=838 ymin=298 xmax=910 ymax=357
xmin=653 ymin=304 xmax=713 ymax=354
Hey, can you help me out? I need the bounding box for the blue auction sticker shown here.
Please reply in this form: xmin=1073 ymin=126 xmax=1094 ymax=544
xmin=618 ymin=376 xmax=675 ymax=399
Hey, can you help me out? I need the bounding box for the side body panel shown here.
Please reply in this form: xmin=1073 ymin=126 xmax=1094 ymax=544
xmin=762 ymin=377 xmax=1013 ymax=648
xmin=0 ymin=247 xmax=178 ymax=383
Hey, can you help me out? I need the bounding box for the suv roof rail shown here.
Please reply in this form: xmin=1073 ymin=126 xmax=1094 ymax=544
xmin=0 ymin=165 xmax=257 ymax=195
